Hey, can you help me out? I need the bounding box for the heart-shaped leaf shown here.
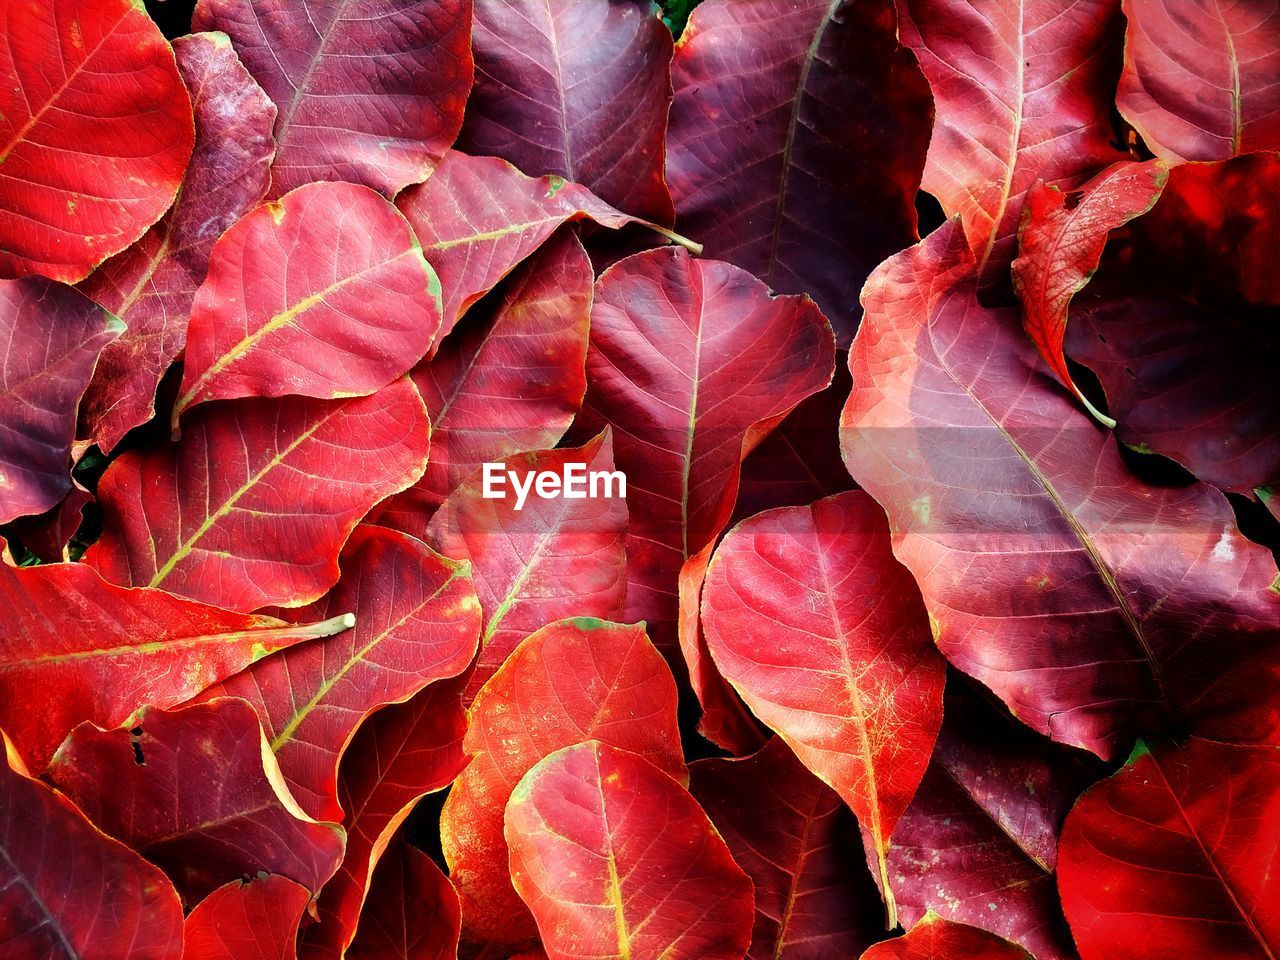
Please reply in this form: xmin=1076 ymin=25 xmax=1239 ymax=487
xmin=198 ymin=525 xmax=480 ymax=821
xmin=0 ymin=555 xmax=352 ymax=772
xmin=1059 ymin=737 xmax=1280 ymax=960
xmin=667 ymin=0 xmax=932 ymax=343
xmin=0 ymin=0 xmax=194 ymax=282
xmin=506 ymin=741 xmax=754 ymax=960
xmin=77 ymin=31 xmax=277 ymax=453
xmin=182 ymin=876 xmax=310 ymax=960
xmin=458 ymin=0 xmax=674 ymax=223
xmin=0 ymin=278 xmax=122 ymax=524
xmin=173 ymin=182 xmax=441 ymax=426
xmin=701 ymin=491 xmax=946 ymax=926
xmin=84 ymin=378 xmax=430 ymax=611
xmin=193 ymin=0 xmax=472 ymax=196
xmin=45 ymin=699 xmax=345 ymax=906
xmin=442 ymin=618 xmax=683 ymax=948
xmin=0 ymin=753 xmax=184 ymax=960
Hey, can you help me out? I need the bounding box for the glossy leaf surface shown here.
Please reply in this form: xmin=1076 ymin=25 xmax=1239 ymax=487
xmin=77 ymin=31 xmax=277 ymax=453
xmin=0 ymin=754 xmax=184 ymax=960
xmin=861 ymin=914 xmax=1033 ymax=960
xmin=667 ymin=0 xmax=932 ymax=342
xmin=425 ymin=434 xmax=628 ymax=698
xmin=459 ymin=0 xmax=674 ymax=223
xmin=701 ymin=491 xmax=945 ymax=922
xmin=0 ymin=0 xmax=194 ymax=282
xmin=1117 ymin=0 xmax=1280 ymax=161
xmin=46 ymin=700 xmax=345 ymax=905
xmin=199 ymin=525 xmax=479 ymax=821
xmin=1059 ymin=737 xmax=1280 ymax=960
xmin=182 ymin=876 xmax=310 ymax=960
xmin=585 ymin=247 xmax=835 ymax=660
xmin=193 ymin=0 xmax=471 ymax=196
xmin=442 ymin=618 xmax=683 ymax=947
xmin=0 ymin=278 xmax=121 ymax=524
xmin=506 ymin=741 xmax=754 ymax=960
xmin=174 ymin=182 xmax=441 ymax=424
xmin=840 ymin=222 xmax=1280 ymax=758
xmin=85 ymin=379 xmax=430 ymax=611
xmin=0 ymin=556 xmax=351 ymax=772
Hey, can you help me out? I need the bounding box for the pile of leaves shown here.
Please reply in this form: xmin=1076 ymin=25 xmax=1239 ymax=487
xmin=2 ymin=0 xmax=1278 ymax=958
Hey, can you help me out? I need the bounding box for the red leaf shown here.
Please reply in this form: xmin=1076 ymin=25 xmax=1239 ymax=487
xmin=198 ymin=525 xmax=479 ymax=821
xmin=0 ymin=278 xmax=122 ymax=524
xmin=182 ymin=875 xmax=311 ymax=960
xmin=667 ymin=0 xmax=932 ymax=343
xmin=1059 ymin=737 xmax=1280 ymax=960
xmin=441 ymin=618 xmax=683 ymax=948
xmin=84 ymin=379 xmax=430 ymax=611
xmin=840 ymin=221 xmax=1280 ymax=758
xmin=374 ymin=231 xmax=592 ymax=528
xmin=690 ymin=738 xmax=882 ymax=960
xmin=860 ymin=913 xmax=1034 ymax=960
xmin=346 ymin=838 xmax=462 ymax=960
xmin=45 ymin=699 xmax=345 ymax=906
xmin=396 ymin=151 xmax=645 ymax=334
xmin=701 ymin=491 xmax=945 ymax=926
xmin=0 ymin=752 xmax=184 ymax=960
xmin=0 ymin=556 xmax=352 ymax=772
xmin=76 ymin=31 xmax=277 ymax=453
xmin=1117 ymin=0 xmax=1280 ymax=161
xmin=897 ymin=0 xmax=1127 ymax=281
xmin=172 ymin=182 xmax=441 ymax=427
xmin=506 ymin=741 xmax=754 ymax=960
xmin=300 ymin=680 xmax=469 ymax=960
xmin=584 ymin=247 xmax=835 ymax=663
xmin=0 ymin=0 xmax=194 ymax=282
xmin=5 ymin=480 xmax=92 ymax=563
xmin=192 ymin=0 xmax=472 ymax=197
xmin=425 ymin=434 xmax=628 ymax=699
xmin=458 ymin=0 xmax=674 ymax=224
xmin=880 ymin=685 xmax=1093 ymax=960
xmin=1012 ymin=159 xmax=1168 ymax=422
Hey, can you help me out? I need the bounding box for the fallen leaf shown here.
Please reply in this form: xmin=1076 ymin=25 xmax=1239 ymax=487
xmin=182 ymin=875 xmax=311 ymax=960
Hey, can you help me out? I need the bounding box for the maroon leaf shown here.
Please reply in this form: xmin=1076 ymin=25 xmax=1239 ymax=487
xmin=441 ymin=618 xmax=683 ymax=948
xmin=424 ymin=433 xmax=628 ymax=699
xmin=0 ymin=0 xmax=194 ymax=282
xmin=840 ymin=221 xmax=1280 ymax=758
xmin=0 ymin=752 xmax=184 ymax=960
xmin=874 ymin=683 xmax=1093 ymax=960
xmin=1012 ymin=159 xmax=1168 ymax=423
xmin=46 ymin=699 xmax=345 ymax=906
xmin=173 ymin=182 xmax=442 ymax=427
xmin=861 ymin=914 xmax=1034 ymax=960
xmin=1059 ymin=737 xmax=1280 ymax=960
xmin=1117 ymin=0 xmax=1280 ymax=161
xmin=300 ymin=679 xmax=469 ymax=960
xmin=77 ymin=32 xmax=277 ymax=453
xmin=84 ymin=378 xmax=430 ymax=611
xmin=192 ymin=0 xmax=472 ymax=197
xmin=458 ymin=0 xmax=674 ymax=224
xmin=667 ymin=0 xmax=932 ymax=343
xmin=395 ymin=151 xmax=650 ymax=334
xmin=198 ymin=525 xmax=480 ymax=821
xmin=584 ymin=247 xmax=835 ymax=664
xmin=506 ymin=741 xmax=754 ymax=960
xmin=690 ymin=738 xmax=882 ymax=960
xmin=0 ymin=278 xmax=122 ymax=524
xmin=5 ymin=480 xmax=92 ymax=563
xmin=897 ymin=0 xmax=1127 ymax=281
xmin=701 ymin=491 xmax=946 ymax=925
xmin=374 ymin=231 xmax=592 ymax=528
xmin=0 ymin=555 xmax=352 ymax=773
xmin=346 ymin=838 xmax=462 ymax=960
xmin=182 ymin=875 xmax=311 ymax=960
